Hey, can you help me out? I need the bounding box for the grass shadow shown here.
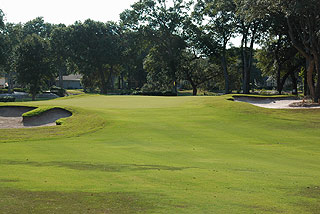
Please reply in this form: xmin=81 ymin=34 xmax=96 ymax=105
xmin=0 ymin=160 xmax=194 ymax=172
xmin=0 ymin=188 xmax=160 ymax=214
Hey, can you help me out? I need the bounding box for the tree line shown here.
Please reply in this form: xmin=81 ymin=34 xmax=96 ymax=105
xmin=0 ymin=0 xmax=319 ymax=101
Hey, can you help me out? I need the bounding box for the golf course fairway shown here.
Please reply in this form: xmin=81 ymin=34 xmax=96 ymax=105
xmin=0 ymin=94 xmax=320 ymax=213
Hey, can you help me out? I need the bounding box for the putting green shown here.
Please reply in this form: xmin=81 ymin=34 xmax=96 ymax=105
xmin=0 ymin=94 xmax=320 ymax=213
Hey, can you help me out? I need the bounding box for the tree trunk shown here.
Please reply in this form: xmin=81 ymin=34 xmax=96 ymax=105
xmin=243 ymin=67 xmax=250 ymax=94
xmin=304 ymin=59 xmax=310 ymax=96
xmin=241 ymin=35 xmax=250 ymax=94
xmin=275 ymin=35 xmax=282 ymax=95
xmin=246 ymin=24 xmax=257 ymax=93
xmin=170 ymin=61 xmax=178 ymax=95
xmin=279 ymin=71 xmax=291 ymax=95
xmin=59 ymin=68 xmax=64 ymax=88
xmin=314 ymin=56 xmax=320 ymax=103
xmin=98 ymin=68 xmax=107 ymax=94
xmin=221 ymin=50 xmax=230 ymax=94
xmin=172 ymin=81 xmax=178 ymax=95
xmin=108 ymin=65 xmax=115 ymax=90
xmin=32 ymin=94 xmax=36 ymax=101
xmin=241 ymin=36 xmax=251 ymax=94
xmin=7 ymin=73 xmax=13 ymax=94
xmin=307 ymin=58 xmax=316 ymax=100
xmin=192 ymin=86 xmax=197 ymax=96
xmin=118 ymin=75 xmax=121 ymax=90
xmin=290 ymin=72 xmax=298 ymax=95
xmin=121 ymin=74 xmax=125 ymax=89
xmin=276 ymin=65 xmax=282 ymax=94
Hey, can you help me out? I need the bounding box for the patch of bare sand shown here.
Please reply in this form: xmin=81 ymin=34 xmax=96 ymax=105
xmin=233 ymin=96 xmax=320 ymax=109
xmin=0 ymin=106 xmax=71 ymax=129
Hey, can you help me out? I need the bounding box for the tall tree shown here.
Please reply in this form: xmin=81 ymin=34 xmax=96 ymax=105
xmin=50 ymin=25 xmax=71 ymax=88
xmin=192 ymin=0 xmax=237 ymax=94
xmin=256 ymin=40 xmax=302 ymax=94
xmin=239 ymin=0 xmax=320 ymax=101
xmin=16 ymin=34 xmax=52 ymax=100
xmin=23 ymin=17 xmax=53 ymax=39
xmin=235 ymin=0 xmax=267 ymax=94
xmin=121 ymin=0 xmax=190 ymax=94
xmin=119 ymin=30 xmax=149 ymax=89
xmin=1 ymin=23 xmax=23 ymax=93
xmin=178 ymin=51 xmax=219 ymax=95
xmin=69 ymin=20 xmax=120 ymax=94
xmin=0 ymin=9 xmax=6 ymax=68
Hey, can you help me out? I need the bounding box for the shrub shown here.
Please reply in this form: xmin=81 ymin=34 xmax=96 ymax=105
xmin=50 ymin=86 xmax=66 ymax=97
xmin=0 ymin=96 xmax=15 ymax=102
xmin=13 ymin=88 xmax=27 ymax=92
xmin=132 ymin=90 xmax=177 ymax=96
xmin=0 ymin=89 xmax=9 ymax=94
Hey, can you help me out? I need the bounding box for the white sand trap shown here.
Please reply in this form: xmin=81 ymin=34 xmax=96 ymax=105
xmin=0 ymin=106 xmax=72 ymax=129
xmin=233 ymin=96 xmax=320 ymax=109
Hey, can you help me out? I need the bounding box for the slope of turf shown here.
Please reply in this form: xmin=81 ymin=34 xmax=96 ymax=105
xmin=0 ymin=94 xmax=320 ymax=213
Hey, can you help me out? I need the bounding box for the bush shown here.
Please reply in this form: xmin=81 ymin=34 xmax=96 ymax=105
xmin=0 ymin=89 xmax=9 ymax=94
xmin=13 ymin=88 xmax=26 ymax=92
xmin=132 ymin=90 xmax=177 ymax=96
xmin=50 ymin=86 xmax=66 ymax=97
xmin=0 ymin=96 xmax=15 ymax=102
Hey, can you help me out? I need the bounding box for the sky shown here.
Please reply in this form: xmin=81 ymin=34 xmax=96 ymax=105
xmin=0 ymin=0 xmax=243 ymax=46
xmin=0 ymin=0 xmax=137 ymax=25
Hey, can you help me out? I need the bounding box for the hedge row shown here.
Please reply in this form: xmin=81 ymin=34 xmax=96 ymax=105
xmin=0 ymin=96 xmax=15 ymax=102
xmin=132 ymin=91 xmax=177 ymax=96
xmin=0 ymin=88 xmax=26 ymax=94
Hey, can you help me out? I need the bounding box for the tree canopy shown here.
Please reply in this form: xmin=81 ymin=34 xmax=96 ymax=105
xmin=0 ymin=1 xmax=319 ymax=99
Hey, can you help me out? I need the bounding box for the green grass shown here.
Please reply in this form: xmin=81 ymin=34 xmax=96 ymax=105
xmin=22 ymin=106 xmax=60 ymax=117
xmin=0 ymin=94 xmax=320 ymax=213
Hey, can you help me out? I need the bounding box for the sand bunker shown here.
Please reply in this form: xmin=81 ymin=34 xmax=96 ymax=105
xmin=233 ymin=96 xmax=320 ymax=109
xmin=0 ymin=106 xmax=72 ymax=129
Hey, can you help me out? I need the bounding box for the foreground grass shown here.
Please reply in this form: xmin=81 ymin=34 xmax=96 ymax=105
xmin=0 ymin=94 xmax=320 ymax=213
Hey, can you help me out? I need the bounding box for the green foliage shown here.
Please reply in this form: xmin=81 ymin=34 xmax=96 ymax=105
xmin=0 ymin=96 xmax=15 ymax=102
xmin=69 ymin=20 xmax=121 ymax=94
xmin=16 ymin=34 xmax=53 ymax=100
xmin=0 ymin=9 xmax=4 ymax=29
xmin=118 ymin=31 xmax=148 ymax=89
xmin=0 ymin=89 xmax=8 ymax=94
xmin=3 ymin=0 xmax=320 ymax=98
xmin=177 ymin=51 xmax=221 ymax=95
xmin=121 ymin=0 xmax=191 ymax=94
xmin=0 ymin=9 xmax=6 ymax=67
xmin=50 ymin=86 xmax=66 ymax=97
xmin=238 ymin=0 xmax=320 ymax=99
xmin=132 ymin=90 xmax=177 ymax=96
xmin=22 ymin=17 xmax=53 ymax=39
xmin=13 ymin=88 xmax=26 ymax=92
xmin=0 ymin=23 xmax=23 ymax=92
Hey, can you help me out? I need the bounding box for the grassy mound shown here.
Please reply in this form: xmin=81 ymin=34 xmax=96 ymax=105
xmin=0 ymin=102 xmax=106 ymax=143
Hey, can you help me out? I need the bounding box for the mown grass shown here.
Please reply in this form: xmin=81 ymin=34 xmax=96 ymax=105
xmin=22 ymin=106 xmax=62 ymax=117
xmin=0 ymin=101 xmax=106 ymax=143
xmin=0 ymin=94 xmax=320 ymax=213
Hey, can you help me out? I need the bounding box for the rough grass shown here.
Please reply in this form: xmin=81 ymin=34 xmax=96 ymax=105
xmin=0 ymin=94 xmax=320 ymax=213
